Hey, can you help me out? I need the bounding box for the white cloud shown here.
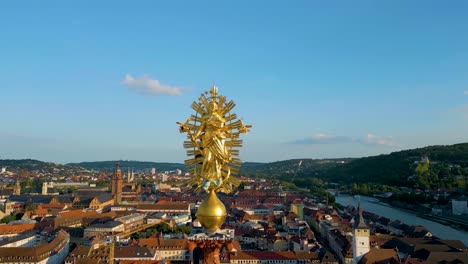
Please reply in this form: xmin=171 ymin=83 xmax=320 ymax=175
xmin=293 ymin=133 xmax=400 ymax=147
xmin=454 ymin=105 xmax=468 ymax=119
xmin=364 ymin=133 xmax=400 ymax=147
xmin=292 ymin=133 xmax=352 ymax=144
xmin=122 ymin=74 xmax=183 ymax=96
xmin=310 ymin=133 xmax=335 ymax=140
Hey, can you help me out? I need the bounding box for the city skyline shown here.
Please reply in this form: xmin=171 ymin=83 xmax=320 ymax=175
xmin=1 ymin=1 xmax=468 ymax=163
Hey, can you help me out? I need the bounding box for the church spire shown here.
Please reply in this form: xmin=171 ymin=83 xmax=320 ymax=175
xmin=353 ymin=198 xmax=368 ymax=229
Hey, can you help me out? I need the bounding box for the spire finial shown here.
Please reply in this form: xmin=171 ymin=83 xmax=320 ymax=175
xmin=210 ymin=85 xmax=218 ymax=98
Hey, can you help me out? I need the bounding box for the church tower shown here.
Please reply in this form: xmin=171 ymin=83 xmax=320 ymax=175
xmin=13 ymin=180 xmax=21 ymax=195
xmin=112 ymin=162 xmax=123 ymax=204
xmin=3 ymin=199 xmax=12 ymax=215
xmin=352 ymin=200 xmax=370 ymax=263
xmin=129 ymin=168 xmax=134 ymax=182
xmin=42 ymin=182 xmax=48 ymax=195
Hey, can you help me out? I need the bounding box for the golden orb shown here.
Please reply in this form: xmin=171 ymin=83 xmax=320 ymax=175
xmin=196 ymin=190 xmax=227 ymax=233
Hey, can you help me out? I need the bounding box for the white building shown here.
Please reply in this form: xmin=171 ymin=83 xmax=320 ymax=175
xmin=83 ymin=221 xmax=125 ymax=238
xmin=352 ymin=203 xmax=370 ymax=264
xmin=230 ymin=251 xmax=297 ymax=263
xmin=137 ymin=238 xmax=191 ymax=261
xmin=0 ymin=230 xmax=70 ymax=264
xmin=115 ymin=213 xmax=145 ymax=231
xmin=452 ymin=195 xmax=468 ymax=215
xmin=0 ymin=232 xmax=39 ymax=248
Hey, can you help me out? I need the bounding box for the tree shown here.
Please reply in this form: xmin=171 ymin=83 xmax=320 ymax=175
xmin=155 ymin=223 xmax=171 ymax=233
xmin=0 ymin=215 xmax=15 ymax=224
xmin=14 ymin=213 xmax=24 ymax=220
xmin=175 ymin=226 xmax=192 ymax=234
xmin=131 ymin=232 xmax=143 ymax=239
xmin=25 ymin=204 xmax=36 ymax=211
xmin=415 ymin=160 xmax=430 ymax=190
xmin=67 ymin=187 xmax=76 ymax=194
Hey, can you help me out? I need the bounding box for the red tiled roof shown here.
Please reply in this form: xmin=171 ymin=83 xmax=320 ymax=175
xmin=137 ymin=201 xmax=189 ymax=211
xmin=0 ymin=223 xmax=37 ymax=235
xmin=359 ymin=248 xmax=399 ymax=264
xmin=34 ymin=207 xmax=48 ymax=216
xmin=119 ymin=261 xmax=169 ymax=264
xmin=231 ymin=251 xmax=296 ymax=260
xmin=40 ymin=203 xmax=67 ymax=210
xmin=59 ymin=209 xmax=99 ymax=218
xmin=137 ymin=238 xmax=188 ymax=249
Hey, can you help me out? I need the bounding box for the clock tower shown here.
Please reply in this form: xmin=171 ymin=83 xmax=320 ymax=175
xmin=352 ymin=200 xmax=370 ymax=263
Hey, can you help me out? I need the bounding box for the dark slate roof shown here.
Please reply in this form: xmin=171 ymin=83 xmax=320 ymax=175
xmin=381 ymin=238 xmax=415 ymax=254
xmin=9 ymin=194 xmax=54 ymax=204
xmin=95 ymin=193 xmax=113 ymax=203
xmin=77 ymin=197 xmax=94 ymax=205
xmin=0 ymin=189 xmax=13 ymax=196
xmin=47 ymin=187 xmax=59 ymax=193
xmin=75 ymin=190 xmax=109 ymax=198
xmin=114 ymin=246 xmax=155 ymax=259
xmin=88 ymin=220 xmax=123 ymax=229
xmin=122 ymin=186 xmax=134 ymax=192
xmin=56 ymin=195 xmax=74 ymax=204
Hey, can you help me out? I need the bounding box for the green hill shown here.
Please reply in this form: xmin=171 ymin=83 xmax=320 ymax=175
xmin=3 ymin=143 xmax=467 ymax=190
xmin=324 ymin=143 xmax=468 ymax=185
xmin=0 ymin=159 xmax=89 ymax=176
xmin=67 ymin=160 xmax=184 ymax=173
xmin=239 ymin=158 xmax=354 ymax=179
xmin=240 ymin=143 xmax=468 ymax=190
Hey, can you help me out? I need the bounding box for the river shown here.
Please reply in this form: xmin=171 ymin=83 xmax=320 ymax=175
xmin=334 ymin=194 xmax=468 ymax=245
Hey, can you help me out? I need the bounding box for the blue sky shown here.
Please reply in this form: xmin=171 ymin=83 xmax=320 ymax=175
xmin=0 ymin=1 xmax=467 ymax=163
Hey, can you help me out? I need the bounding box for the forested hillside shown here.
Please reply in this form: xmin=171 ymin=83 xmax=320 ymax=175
xmin=241 ymin=143 xmax=468 ymax=190
xmin=4 ymin=143 xmax=467 ymax=190
xmin=67 ymin=160 xmax=184 ymax=172
xmin=0 ymin=159 xmax=88 ymax=176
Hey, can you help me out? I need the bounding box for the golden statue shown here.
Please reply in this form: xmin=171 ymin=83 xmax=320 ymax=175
xmin=178 ymin=86 xmax=251 ymax=233
xmin=178 ymin=86 xmax=251 ymax=194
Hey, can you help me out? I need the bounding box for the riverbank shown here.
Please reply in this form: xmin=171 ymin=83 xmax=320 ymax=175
xmin=334 ymin=194 xmax=468 ymax=245
xmin=345 ymin=195 xmax=468 ymax=232
xmin=365 ymin=197 xmax=468 ymax=232
xmin=417 ymin=213 xmax=468 ymax=231
xmin=366 ymin=200 xmax=420 ymax=214
xmin=344 ymin=194 xmax=423 ymax=215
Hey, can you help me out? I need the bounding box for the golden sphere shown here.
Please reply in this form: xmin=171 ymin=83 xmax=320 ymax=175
xmin=196 ymin=190 xmax=226 ymax=233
